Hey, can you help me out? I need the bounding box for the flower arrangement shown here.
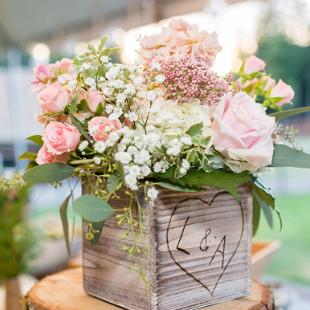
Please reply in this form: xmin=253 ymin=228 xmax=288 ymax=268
xmin=22 ymin=19 xmax=310 ymax=258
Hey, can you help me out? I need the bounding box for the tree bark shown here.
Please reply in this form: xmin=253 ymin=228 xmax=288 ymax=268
xmin=5 ymin=277 xmax=23 ymax=310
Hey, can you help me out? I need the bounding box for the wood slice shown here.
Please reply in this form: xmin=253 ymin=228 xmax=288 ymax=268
xmin=27 ymin=268 xmax=274 ymax=310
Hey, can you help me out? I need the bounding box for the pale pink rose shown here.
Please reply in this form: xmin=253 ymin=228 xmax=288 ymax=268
xmin=140 ymin=19 xmax=221 ymax=64
xmin=243 ymin=56 xmax=265 ymax=75
xmin=270 ymin=79 xmax=294 ymax=106
xmin=55 ymin=58 xmax=76 ymax=75
xmin=88 ymin=116 xmax=121 ymax=142
xmin=263 ymin=76 xmax=276 ymax=91
xmin=43 ymin=121 xmax=80 ymax=155
xmin=37 ymin=83 xmax=69 ymax=113
xmin=212 ymin=92 xmax=275 ymax=170
xmin=36 ymin=144 xmax=69 ymax=165
xmin=87 ymin=91 xmax=104 ymax=112
xmin=32 ymin=63 xmax=54 ymax=93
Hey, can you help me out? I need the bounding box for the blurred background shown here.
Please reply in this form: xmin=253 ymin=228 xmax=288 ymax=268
xmin=0 ymin=0 xmax=309 ymax=309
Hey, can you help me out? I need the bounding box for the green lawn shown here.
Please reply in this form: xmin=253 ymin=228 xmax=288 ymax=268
xmin=255 ymin=194 xmax=310 ymax=285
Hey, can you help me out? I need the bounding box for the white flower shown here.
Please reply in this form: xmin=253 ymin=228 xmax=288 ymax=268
xmin=124 ymin=84 xmax=136 ymax=96
xmin=68 ymin=80 xmax=77 ymax=89
xmin=155 ymin=74 xmax=165 ymax=84
xmin=105 ymin=67 xmax=119 ymax=80
xmin=115 ymin=151 xmax=132 ymax=164
xmin=128 ymin=165 xmax=141 ymax=176
xmin=127 ymin=112 xmax=138 ymax=122
xmin=102 ymin=87 xmax=112 ymax=96
xmin=109 ymin=107 xmax=123 ymax=120
xmin=109 ymin=131 xmax=120 ymax=144
xmin=180 ymin=135 xmax=192 ymax=145
xmin=100 ymin=55 xmax=110 ymax=63
xmin=94 ymin=141 xmax=106 ymax=154
xmin=133 ymin=76 xmax=144 ymax=86
xmin=78 ymin=140 xmax=89 ymax=152
xmin=127 ymin=146 xmax=138 ymax=155
xmin=146 ymin=91 xmax=157 ymax=101
xmin=85 ymin=77 xmax=96 ymax=88
xmin=105 ymin=104 xmax=114 ymax=114
xmin=134 ymin=149 xmax=150 ymax=165
xmin=125 ymin=173 xmax=138 ymax=190
xmin=116 ymin=93 xmax=126 ymax=105
xmin=140 ymin=165 xmax=151 ymax=177
xmin=181 ymin=159 xmax=190 ymax=170
xmin=151 ymin=61 xmax=161 ymax=70
xmin=80 ymin=63 xmax=93 ymax=72
xmin=109 ymin=79 xmax=124 ymax=89
xmin=118 ymin=143 xmax=127 ymax=151
xmin=93 ymin=157 xmax=101 ymax=165
xmin=147 ymin=187 xmax=158 ymax=201
xmin=154 ymin=160 xmax=169 ymax=173
xmin=179 ymin=167 xmax=187 ymax=175
xmin=166 ymin=139 xmax=182 ymax=156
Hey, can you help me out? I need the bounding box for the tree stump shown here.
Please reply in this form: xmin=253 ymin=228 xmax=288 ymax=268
xmin=27 ymin=268 xmax=274 ymax=310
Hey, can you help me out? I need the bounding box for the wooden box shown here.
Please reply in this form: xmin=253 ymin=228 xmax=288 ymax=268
xmin=83 ymin=185 xmax=252 ymax=310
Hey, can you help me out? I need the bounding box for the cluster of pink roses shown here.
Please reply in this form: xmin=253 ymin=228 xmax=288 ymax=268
xmin=140 ymin=19 xmax=222 ymax=65
xmin=240 ymin=55 xmax=294 ymax=107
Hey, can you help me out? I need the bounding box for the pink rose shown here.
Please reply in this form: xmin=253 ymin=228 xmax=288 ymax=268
xmin=88 ymin=116 xmax=121 ymax=142
xmin=262 ymin=76 xmax=275 ymax=91
xmin=212 ymin=92 xmax=275 ymax=170
xmin=55 ymin=58 xmax=76 ymax=75
xmin=243 ymin=56 xmax=265 ymax=75
xmin=270 ymin=79 xmax=294 ymax=106
xmin=37 ymin=83 xmax=69 ymax=113
xmin=36 ymin=144 xmax=69 ymax=165
xmin=43 ymin=121 xmax=80 ymax=155
xmin=87 ymin=91 xmax=104 ymax=113
xmin=140 ymin=19 xmax=221 ymax=64
xmin=32 ymin=63 xmax=54 ymax=93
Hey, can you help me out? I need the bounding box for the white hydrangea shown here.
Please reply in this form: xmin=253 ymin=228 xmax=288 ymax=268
xmin=134 ymin=150 xmax=151 ymax=165
xmin=105 ymin=104 xmax=114 ymax=114
xmin=93 ymin=157 xmax=101 ymax=165
xmin=155 ymin=74 xmax=165 ymax=84
xmin=100 ymin=55 xmax=110 ymax=63
xmin=166 ymin=139 xmax=182 ymax=156
xmin=85 ymin=77 xmax=96 ymax=88
xmin=94 ymin=141 xmax=106 ymax=154
xmin=116 ymin=93 xmax=126 ymax=105
xmin=78 ymin=140 xmax=89 ymax=152
xmin=147 ymin=187 xmax=158 ymax=201
xmin=115 ymin=151 xmax=132 ymax=164
xmin=125 ymin=173 xmax=138 ymax=190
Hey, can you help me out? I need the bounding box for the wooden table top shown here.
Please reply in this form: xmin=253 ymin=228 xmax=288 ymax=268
xmin=27 ymin=268 xmax=274 ymax=310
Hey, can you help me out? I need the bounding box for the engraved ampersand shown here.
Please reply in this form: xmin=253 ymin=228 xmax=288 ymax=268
xmin=166 ymin=191 xmax=245 ymax=296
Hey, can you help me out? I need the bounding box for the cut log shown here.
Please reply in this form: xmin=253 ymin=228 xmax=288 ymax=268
xmin=27 ymin=268 xmax=274 ymax=310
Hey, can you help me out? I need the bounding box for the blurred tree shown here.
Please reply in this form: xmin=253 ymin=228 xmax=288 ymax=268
xmin=0 ymin=175 xmax=37 ymax=310
xmin=256 ymin=35 xmax=310 ymax=108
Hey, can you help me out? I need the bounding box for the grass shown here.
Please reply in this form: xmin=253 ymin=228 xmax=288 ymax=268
xmin=255 ymin=194 xmax=310 ymax=285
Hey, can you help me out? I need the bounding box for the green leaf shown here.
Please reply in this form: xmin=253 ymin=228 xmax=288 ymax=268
xmin=270 ymin=106 xmax=310 ymax=121
xmin=26 ymin=135 xmax=43 ymax=146
xmin=186 ymin=122 xmax=203 ymax=137
xmin=107 ymin=174 xmax=121 ymax=194
xmin=70 ymin=115 xmax=92 ymax=142
xmin=23 ymin=163 xmax=75 ymax=183
xmin=157 ymin=181 xmax=201 ymax=192
xmin=155 ymin=169 xmax=251 ymax=202
xmin=26 ymin=161 xmax=37 ymax=170
xmin=95 ymin=103 xmax=103 ymax=115
xmin=272 ymin=144 xmax=310 ymax=168
xmin=73 ymin=194 xmax=114 ymax=222
xmin=252 ymin=194 xmax=261 ymax=236
xmin=253 ymin=179 xmax=282 ymax=230
xmin=88 ymin=221 xmax=105 ymax=245
xmin=19 ymin=152 xmax=37 ymax=161
xmin=59 ymin=194 xmax=72 ymax=255
xmin=70 ymin=95 xmax=78 ymax=114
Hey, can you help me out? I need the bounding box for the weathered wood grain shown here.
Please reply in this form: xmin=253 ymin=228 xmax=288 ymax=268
xmin=83 ymin=185 xmax=253 ymax=310
xmin=27 ymin=268 xmax=274 ymax=310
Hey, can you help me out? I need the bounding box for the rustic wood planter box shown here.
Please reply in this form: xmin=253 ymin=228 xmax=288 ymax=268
xmin=82 ymin=185 xmax=252 ymax=310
